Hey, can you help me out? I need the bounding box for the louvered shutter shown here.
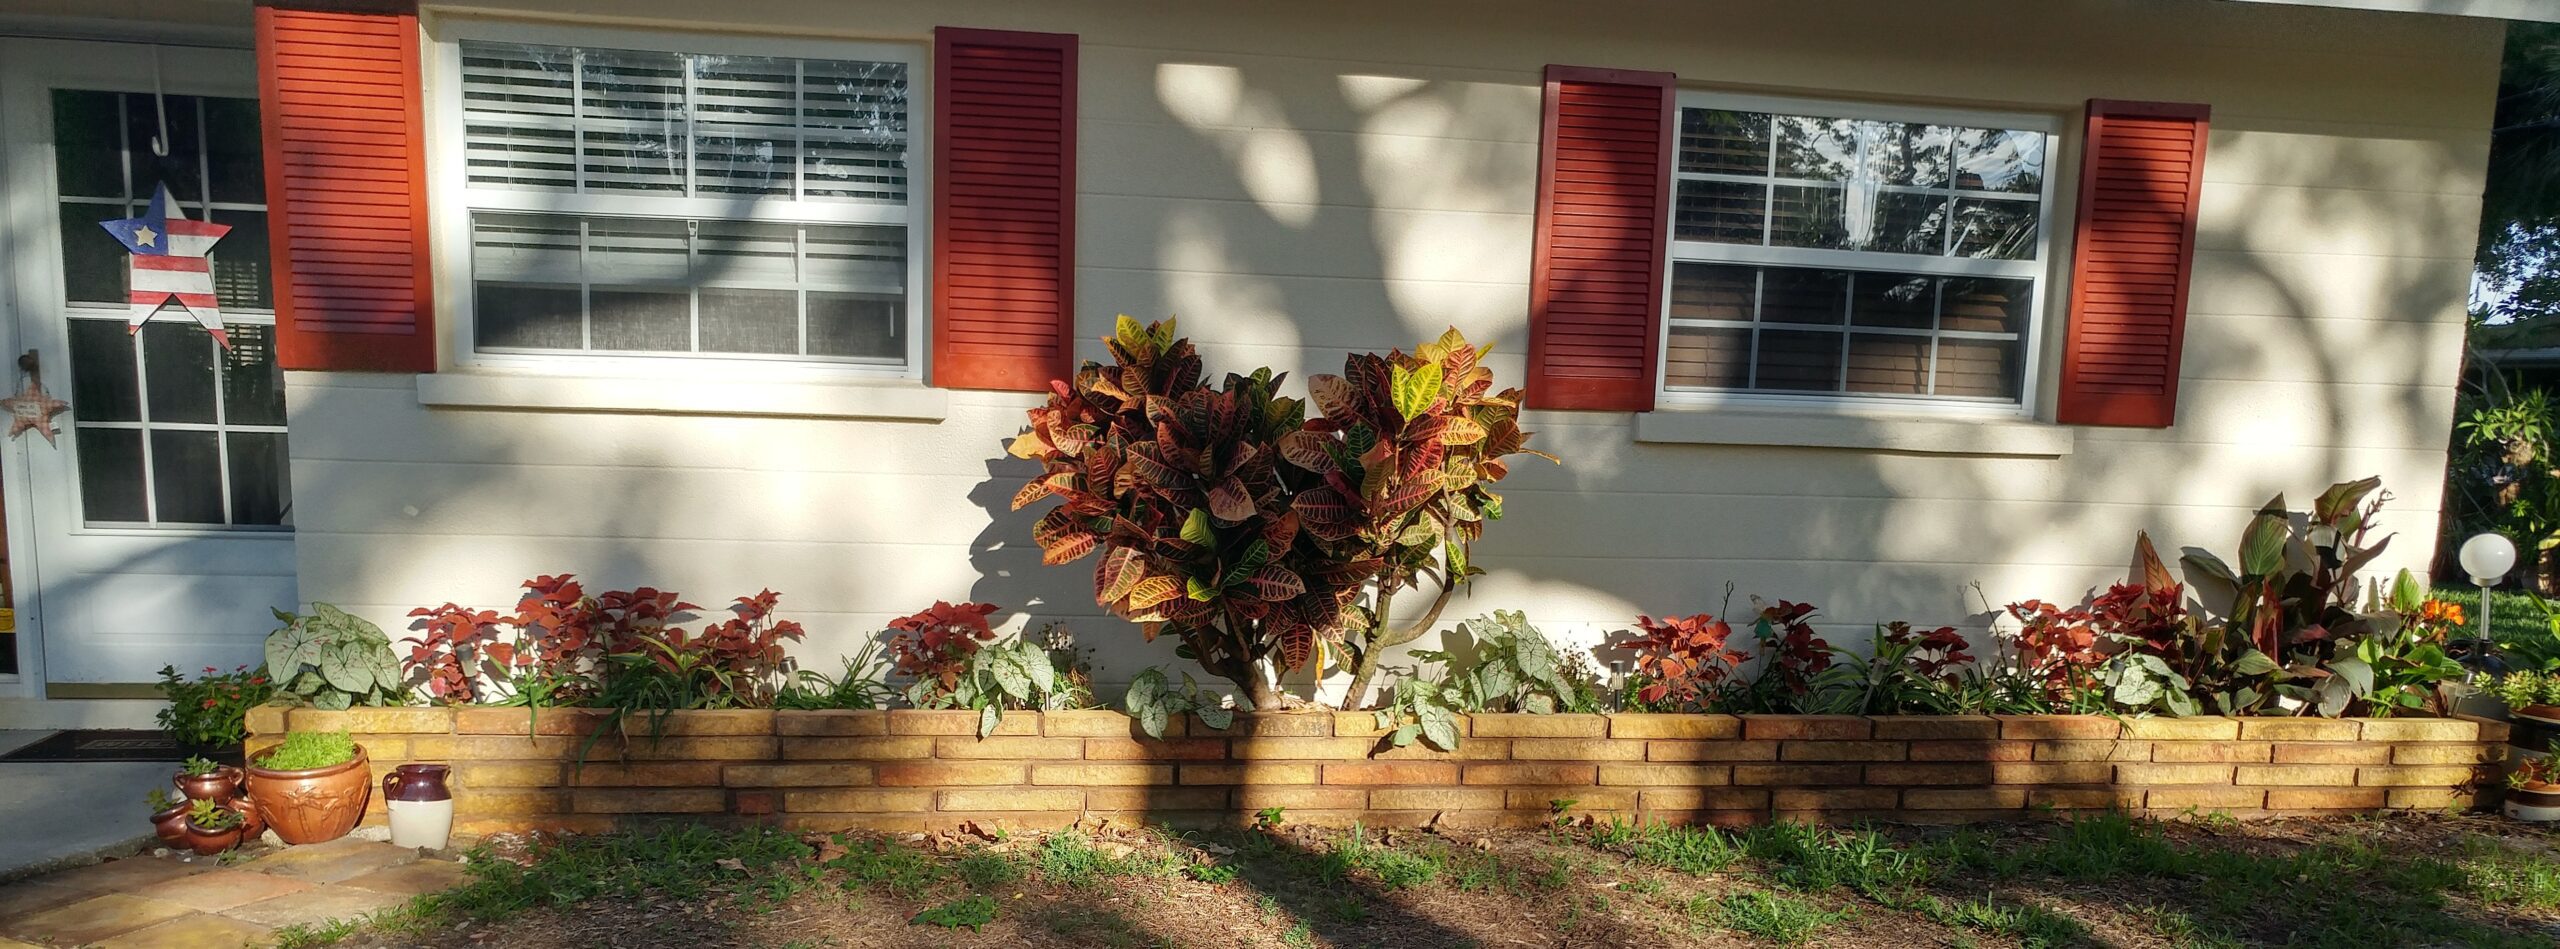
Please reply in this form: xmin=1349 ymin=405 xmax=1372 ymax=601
xmin=1526 ymin=65 xmax=1674 ymax=412
xmin=931 ymin=28 xmax=1075 ymax=392
xmin=2056 ymin=100 xmax=2210 ymax=428
xmin=257 ymin=3 xmax=435 ymax=373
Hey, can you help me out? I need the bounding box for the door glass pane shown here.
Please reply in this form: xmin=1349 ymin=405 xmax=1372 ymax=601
xmin=53 ymin=90 xmax=124 ymax=199
xmin=60 ymin=201 xmax=130 ymax=305
xmin=67 ymin=319 xmax=140 ymax=422
xmin=76 ymin=428 xmax=145 ymax=523
xmin=204 ymin=97 xmax=265 ymax=203
xmin=150 ymin=430 xmax=224 ymax=524
xmin=209 ymin=210 xmax=271 ymax=311
xmin=221 ymin=324 xmax=286 ymax=426
xmin=123 ymin=92 xmax=202 ymax=206
xmin=227 ymin=432 xmax=290 ymax=526
xmin=141 ymin=323 xmax=218 ymax=424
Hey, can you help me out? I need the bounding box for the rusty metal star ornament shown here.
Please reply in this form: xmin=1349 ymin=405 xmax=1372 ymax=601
xmin=2 ymin=379 xmax=69 ymax=446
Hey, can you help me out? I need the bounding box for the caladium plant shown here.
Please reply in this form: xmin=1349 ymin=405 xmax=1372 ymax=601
xmin=1007 ymin=317 xmax=1362 ymax=707
xmin=266 ymin=604 xmax=404 ymax=710
xmin=1283 ymin=328 xmax=1552 ymax=709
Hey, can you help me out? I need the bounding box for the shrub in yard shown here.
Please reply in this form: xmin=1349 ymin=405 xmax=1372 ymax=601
xmin=155 ymin=664 xmax=272 ymax=747
xmin=887 ymin=602 xmax=1091 ymax=736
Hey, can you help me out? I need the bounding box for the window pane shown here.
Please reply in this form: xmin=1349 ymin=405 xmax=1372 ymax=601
xmin=222 ymin=324 xmax=286 ymax=426
xmin=1874 ymin=124 xmax=1951 ymax=188
xmin=227 ymin=431 xmax=291 ymax=526
xmin=1759 ymin=268 xmax=1849 ymax=325
xmin=696 ymin=127 xmax=794 ymax=197
xmin=1774 ymin=116 xmax=1859 ymax=182
xmin=1668 ymin=264 xmax=1754 ymax=323
xmin=476 ymin=283 xmax=583 ymax=350
xmin=151 ymin=430 xmax=224 ymax=524
xmin=68 ymin=319 xmax=140 ymax=423
xmin=461 ymin=42 xmax=576 ymax=191
xmin=1951 ymin=198 xmax=2038 ymax=259
xmin=204 ymin=97 xmax=265 ymax=204
xmin=54 ymin=90 xmax=125 ymax=199
xmin=587 ymin=217 xmax=690 ymax=285
xmin=473 ymin=213 xmax=579 ymax=284
xmin=802 ymin=60 xmax=910 ymax=204
xmin=699 ymin=288 xmax=797 ymax=354
xmin=697 ymin=221 xmax=798 ymax=286
xmin=1678 ymin=109 xmax=1769 ymax=175
xmin=1769 ymin=185 xmax=1847 ymax=250
xmin=1940 ymin=278 xmax=2032 ymax=333
xmin=142 ymin=322 xmax=218 ymax=425
xmin=693 ymin=55 xmax=796 ymax=125
xmin=1673 ymin=180 xmax=1764 ymax=244
xmin=805 ymin=224 xmax=904 ymax=293
xmin=77 ymin=428 xmax=145 ymax=523
xmin=808 ymin=292 xmax=900 ymax=359
xmin=209 ymin=210 xmax=272 ymax=311
xmin=581 ymin=128 xmax=682 ymax=194
xmin=124 ymin=92 xmax=202 ymax=206
xmin=1954 ymin=127 xmax=2044 ymax=193
xmin=1870 ymin=192 xmax=1946 ymax=256
xmin=1753 ymin=330 xmax=1841 ymax=392
xmin=580 ymin=48 xmax=684 ymax=124
xmin=590 ymin=290 xmax=691 ymax=351
xmin=1846 ymin=334 xmax=1927 ymax=394
xmin=61 ymin=201 xmax=131 ymax=305
xmin=1665 ymin=326 xmax=1750 ymax=389
xmin=1851 ymin=274 xmax=1936 ymax=330
xmin=1934 ymin=338 xmax=2023 ymax=399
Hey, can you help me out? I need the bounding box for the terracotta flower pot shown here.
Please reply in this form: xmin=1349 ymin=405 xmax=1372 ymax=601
xmin=2516 ymin=704 xmax=2560 ymax=727
xmin=180 ymin=810 xmax=246 ymax=856
xmin=174 ymin=766 xmax=242 ymax=803
xmin=2507 ymin=782 xmax=2560 ymax=822
xmin=150 ymin=804 xmax=190 ymax=849
xmin=246 ymin=746 xmax=372 ymax=845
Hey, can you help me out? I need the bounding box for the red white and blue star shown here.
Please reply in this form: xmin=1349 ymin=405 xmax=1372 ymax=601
xmin=99 ymin=184 xmax=233 ymax=349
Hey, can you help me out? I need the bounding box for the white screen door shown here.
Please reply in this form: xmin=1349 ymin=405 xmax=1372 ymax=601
xmin=0 ymin=39 xmax=296 ymax=688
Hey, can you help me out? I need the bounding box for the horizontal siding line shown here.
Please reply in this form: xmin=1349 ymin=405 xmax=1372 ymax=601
xmin=2185 ymin=243 xmax=2475 ymax=265
xmin=1076 ymin=262 xmax=1527 ymax=289
xmin=1082 ymin=115 xmax=1537 ymax=150
xmin=287 ymin=457 xmax=1027 ymax=476
xmin=2071 ymin=433 xmax=2451 ymax=454
xmin=1076 ymin=186 xmax=1530 ymax=218
xmin=2183 ymin=310 xmax=2460 ymax=327
xmin=289 ymin=530 xmax=1008 ymax=547
xmin=2209 ymin=109 xmax=2489 ymax=137
xmin=1487 ymin=488 xmax=2432 ymax=511
xmin=2196 ymin=174 xmax=2486 ymax=201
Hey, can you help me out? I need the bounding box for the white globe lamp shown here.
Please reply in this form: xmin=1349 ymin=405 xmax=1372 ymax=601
xmin=2461 ymin=533 xmax=2518 ymax=589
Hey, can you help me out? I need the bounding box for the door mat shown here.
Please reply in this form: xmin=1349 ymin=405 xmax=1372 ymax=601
xmin=0 ymin=729 xmax=233 ymax=763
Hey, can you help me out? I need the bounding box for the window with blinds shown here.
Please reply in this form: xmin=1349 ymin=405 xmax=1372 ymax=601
xmin=454 ymin=36 xmax=918 ymax=367
xmin=1661 ymin=93 xmax=2056 ymax=411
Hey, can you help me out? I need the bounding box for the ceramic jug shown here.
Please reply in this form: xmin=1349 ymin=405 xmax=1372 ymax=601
xmin=382 ymin=763 xmax=453 ymax=849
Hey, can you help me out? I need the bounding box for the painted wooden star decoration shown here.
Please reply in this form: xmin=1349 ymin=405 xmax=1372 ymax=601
xmin=99 ymin=183 xmax=233 ymax=350
xmin=1 ymin=379 xmax=68 ymax=446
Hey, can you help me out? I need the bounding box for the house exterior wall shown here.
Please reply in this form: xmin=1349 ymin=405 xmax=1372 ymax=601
xmin=281 ymin=0 xmax=2501 ymax=694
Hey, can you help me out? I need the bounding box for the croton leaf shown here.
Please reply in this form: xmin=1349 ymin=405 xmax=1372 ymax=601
xmin=1125 ymin=575 xmax=1183 ymax=611
xmin=1278 ymin=430 xmax=1338 ymax=473
xmin=1389 ymin=362 xmax=1444 ymax=422
xmin=1207 ymin=477 xmax=1256 ymax=522
xmin=1181 ymin=508 xmax=1217 ymax=545
xmin=1247 ymin=566 xmax=1307 ymax=601
xmin=1293 ymin=488 xmax=1354 ymax=525
xmin=1097 ymin=547 xmax=1146 ymax=604
xmin=1277 ymin=624 xmax=1315 ymax=670
xmin=1438 ymin=416 xmax=1488 ymax=445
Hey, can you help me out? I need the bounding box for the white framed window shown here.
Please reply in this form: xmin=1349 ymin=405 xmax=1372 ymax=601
xmin=1659 ymin=92 xmax=2059 ymax=415
xmin=432 ymin=22 xmax=925 ymax=377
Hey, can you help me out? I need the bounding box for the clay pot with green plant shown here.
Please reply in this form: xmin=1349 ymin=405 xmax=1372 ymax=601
xmin=147 ymin=788 xmax=189 ymax=849
xmin=244 ymin=730 xmax=369 ymax=845
xmin=173 ymin=756 xmax=241 ymax=804
xmin=2508 ymin=746 xmax=2560 ymax=821
xmin=2496 ymin=671 xmax=2560 ymax=725
xmin=180 ymin=797 xmax=249 ymax=856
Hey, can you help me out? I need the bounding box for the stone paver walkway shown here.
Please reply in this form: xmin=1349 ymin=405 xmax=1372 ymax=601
xmin=0 ymin=838 xmax=467 ymax=947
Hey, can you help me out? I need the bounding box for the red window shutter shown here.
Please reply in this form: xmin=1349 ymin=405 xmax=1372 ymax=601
xmin=932 ymin=28 xmax=1076 ymax=391
xmin=255 ymin=3 xmax=434 ymax=373
xmin=1526 ymin=65 xmax=1674 ymax=412
xmin=2056 ymin=99 xmax=2210 ymax=428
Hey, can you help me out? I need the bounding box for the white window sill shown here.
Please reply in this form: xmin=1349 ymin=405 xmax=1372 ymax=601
xmin=1633 ymin=408 xmax=2073 ymax=457
xmin=414 ymin=371 xmax=949 ymax=422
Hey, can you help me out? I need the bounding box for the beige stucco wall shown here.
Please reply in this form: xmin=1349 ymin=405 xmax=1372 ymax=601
xmin=279 ymin=0 xmax=2502 ymax=697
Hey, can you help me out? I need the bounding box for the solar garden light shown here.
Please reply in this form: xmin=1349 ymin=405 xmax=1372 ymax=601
xmin=2459 ymin=533 xmax=2519 ymax=661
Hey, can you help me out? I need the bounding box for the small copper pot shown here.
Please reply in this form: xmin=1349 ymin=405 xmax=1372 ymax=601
xmin=180 ymin=808 xmax=247 ymax=856
xmin=149 ymin=803 xmax=190 ymax=849
xmin=174 ymin=765 xmax=242 ymax=803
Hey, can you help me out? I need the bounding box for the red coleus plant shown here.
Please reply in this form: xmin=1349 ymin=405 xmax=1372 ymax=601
xmin=2005 ymin=598 xmax=2105 ymax=700
xmin=1750 ymin=599 xmax=1834 ymax=696
xmin=403 ymin=603 xmax=513 ymax=704
xmin=1878 ymin=621 xmax=1975 ymax=682
xmin=2089 ymin=580 xmax=2188 ymax=662
xmin=887 ymin=601 xmax=1001 ymax=693
xmin=1626 ymin=612 xmax=1750 ymax=709
xmin=650 ymin=589 xmax=805 ymax=704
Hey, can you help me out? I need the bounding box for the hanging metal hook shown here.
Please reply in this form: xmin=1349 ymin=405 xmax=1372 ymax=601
xmin=147 ymin=47 xmax=170 ymax=158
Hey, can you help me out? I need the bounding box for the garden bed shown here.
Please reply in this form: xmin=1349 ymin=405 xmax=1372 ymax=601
xmin=245 ymin=707 xmax=2508 ymax=836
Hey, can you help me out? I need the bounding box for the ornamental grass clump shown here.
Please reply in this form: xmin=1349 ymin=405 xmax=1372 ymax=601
xmin=255 ymin=730 xmax=358 ymax=771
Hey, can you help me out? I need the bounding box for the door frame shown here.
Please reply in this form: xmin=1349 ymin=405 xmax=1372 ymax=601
xmin=0 ymin=31 xmax=258 ymax=699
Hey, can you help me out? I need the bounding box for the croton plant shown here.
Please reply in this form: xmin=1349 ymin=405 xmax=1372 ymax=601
xmin=1006 ymin=318 xmax=1548 ymax=707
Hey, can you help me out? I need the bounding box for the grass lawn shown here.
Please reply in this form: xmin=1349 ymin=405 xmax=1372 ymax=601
xmin=280 ymin=812 xmax=2560 ymax=949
